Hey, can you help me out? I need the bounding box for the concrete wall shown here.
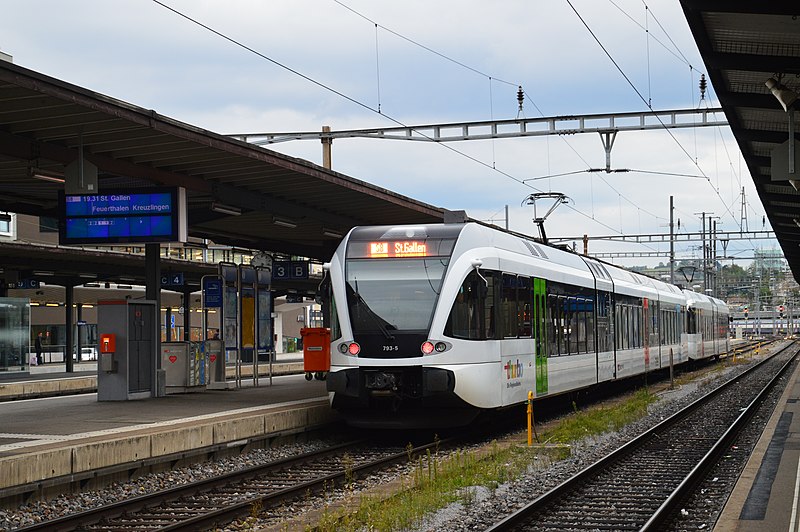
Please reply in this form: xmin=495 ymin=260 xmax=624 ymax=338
xmin=0 ymin=399 xmax=336 ymax=491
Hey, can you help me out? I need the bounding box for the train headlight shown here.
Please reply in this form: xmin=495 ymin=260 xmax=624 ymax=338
xmin=347 ymin=342 xmax=361 ymax=356
xmin=435 ymin=342 xmax=447 ymax=353
xmin=338 ymin=343 xmax=349 ymax=354
xmin=421 ymin=341 xmax=435 ymax=355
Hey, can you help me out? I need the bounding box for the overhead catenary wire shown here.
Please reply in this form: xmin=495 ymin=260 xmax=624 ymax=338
xmin=331 ymin=0 xmax=669 ymax=233
xmin=607 ymin=0 xmax=754 ymax=236
xmin=152 ymin=0 xmax=756 ymax=259
xmin=606 ymin=0 xmax=756 ymax=236
xmin=332 ymin=0 xmax=519 ymax=87
xmin=374 ymin=23 xmax=382 ymax=113
xmin=151 ymin=0 xmax=656 ymax=243
xmin=566 ymin=0 xmax=749 ymax=244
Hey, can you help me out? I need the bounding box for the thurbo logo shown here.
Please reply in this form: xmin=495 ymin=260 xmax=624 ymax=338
xmin=504 ymin=359 xmax=523 ymax=380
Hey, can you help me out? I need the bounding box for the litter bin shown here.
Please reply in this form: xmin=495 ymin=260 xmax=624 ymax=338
xmin=300 ymin=327 xmax=330 ymax=381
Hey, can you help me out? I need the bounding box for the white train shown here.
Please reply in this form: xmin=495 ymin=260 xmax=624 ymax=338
xmin=323 ymin=222 xmax=730 ymax=428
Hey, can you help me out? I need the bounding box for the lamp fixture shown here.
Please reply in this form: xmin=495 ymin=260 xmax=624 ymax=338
xmin=794 ymin=218 xmax=800 ymax=229
xmin=33 ymin=270 xmax=54 ymax=276
xmin=273 ymin=216 xmax=298 ymax=229
xmin=766 ymin=77 xmax=799 ymax=178
xmin=211 ymin=202 xmax=242 ymax=216
xmin=766 ymin=77 xmax=799 ymax=112
xmin=79 ymin=273 xmax=97 ymax=279
xmin=322 ymin=227 xmax=342 ymax=239
xmin=29 ymin=167 xmax=66 ymax=183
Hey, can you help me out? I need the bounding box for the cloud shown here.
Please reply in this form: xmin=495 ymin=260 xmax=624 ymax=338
xmin=0 ymin=0 xmax=773 ymax=267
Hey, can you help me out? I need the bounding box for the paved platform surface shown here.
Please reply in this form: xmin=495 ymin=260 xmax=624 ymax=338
xmin=717 ymin=351 xmax=800 ymax=531
xmin=0 ymin=356 xmax=304 ymax=401
xmin=0 ymin=371 xmax=332 ymax=493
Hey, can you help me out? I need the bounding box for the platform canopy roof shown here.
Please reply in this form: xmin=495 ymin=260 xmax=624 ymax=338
xmin=680 ymin=2 xmax=800 ymax=281
xmin=0 ymin=60 xmax=449 ymax=265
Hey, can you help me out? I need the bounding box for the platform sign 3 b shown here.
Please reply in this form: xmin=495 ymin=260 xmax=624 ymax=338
xmin=273 ymin=261 xmax=309 ymax=280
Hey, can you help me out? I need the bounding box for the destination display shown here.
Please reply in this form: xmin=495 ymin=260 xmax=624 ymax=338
xmin=369 ymin=241 xmax=428 ymax=258
xmin=347 ymin=239 xmax=453 ymax=259
xmin=59 ymin=187 xmax=187 ymax=244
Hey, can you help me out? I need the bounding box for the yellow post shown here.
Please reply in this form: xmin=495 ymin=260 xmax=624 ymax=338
xmin=527 ymin=390 xmax=534 ymax=447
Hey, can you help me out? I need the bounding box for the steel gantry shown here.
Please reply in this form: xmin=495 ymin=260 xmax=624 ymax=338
xmin=549 ymin=229 xmax=775 ymax=246
xmin=231 ymin=108 xmax=727 ymax=145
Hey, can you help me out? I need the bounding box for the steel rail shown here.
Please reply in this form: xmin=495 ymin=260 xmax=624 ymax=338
xmin=641 ymin=345 xmax=798 ymax=530
xmin=16 ymin=436 xmax=453 ymax=532
xmin=485 ymin=341 xmax=797 ymax=531
xmin=14 ymin=440 xmax=364 ymax=532
xmin=158 ymin=437 xmax=453 ymax=532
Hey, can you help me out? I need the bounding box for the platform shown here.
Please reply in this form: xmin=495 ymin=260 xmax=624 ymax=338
xmin=0 ymin=356 xmax=304 ymax=401
xmin=717 ymin=353 xmax=800 ymax=530
xmin=0 ymin=372 xmax=333 ymax=497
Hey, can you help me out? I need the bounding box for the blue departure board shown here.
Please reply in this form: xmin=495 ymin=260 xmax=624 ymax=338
xmin=59 ymin=187 xmax=187 ymax=244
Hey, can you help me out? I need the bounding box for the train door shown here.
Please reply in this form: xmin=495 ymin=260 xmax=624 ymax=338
xmin=533 ymin=278 xmax=548 ymax=395
xmin=609 ymin=291 xmax=617 ymax=378
xmin=650 ymin=299 xmax=661 ymax=369
xmin=643 ymin=298 xmax=650 ymax=372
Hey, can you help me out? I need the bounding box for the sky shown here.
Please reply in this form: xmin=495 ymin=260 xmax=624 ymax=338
xmin=0 ymin=0 xmax=777 ymax=269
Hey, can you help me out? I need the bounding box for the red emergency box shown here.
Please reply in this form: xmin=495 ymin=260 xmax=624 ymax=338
xmin=301 ymin=327 xmax=331 ymax=381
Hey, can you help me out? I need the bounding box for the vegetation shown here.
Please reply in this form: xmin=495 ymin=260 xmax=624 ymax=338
xmin=309 ymin=388 xmax=657 ymax=532
xmin=537 ymin=388 xmax=656 ymax=444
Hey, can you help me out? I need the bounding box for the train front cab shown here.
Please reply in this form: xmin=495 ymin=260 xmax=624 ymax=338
xmin=324 ymin=224 xmax=487 ymax=428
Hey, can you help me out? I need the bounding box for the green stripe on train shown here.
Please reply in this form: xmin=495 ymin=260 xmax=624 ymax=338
xmin=534 ymin=278 xmax=548 ymax=395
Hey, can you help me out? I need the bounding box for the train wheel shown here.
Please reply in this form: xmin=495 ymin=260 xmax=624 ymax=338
xmin=314 ymin=371 xmax=323 ymax=380
xmin=305 ymin=372 xmax=313 ymax=381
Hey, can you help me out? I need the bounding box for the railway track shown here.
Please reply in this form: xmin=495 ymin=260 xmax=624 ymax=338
xmin=486 ymin=341 xmax=799 ymax=532
xmin=15 ymin=437 xmax=449 ymax=532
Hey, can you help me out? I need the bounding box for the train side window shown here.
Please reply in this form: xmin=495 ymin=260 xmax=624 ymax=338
xmin=635 ymin=305 xmax=642 ymax=348
xmin=501 ymin=273 xmax=517 ymax=338
xmin=445 ymin=270 xmax=486 ymax=340
xmin=519 ymin=277 xmax=532 ymax=337
xmin=585 ymin=297 xmax=595 ymax=353
xmin=482 ymin=271 xmax=497 ymax=340
xmin=563 ymin=297 xmax=575 ymax=355
xmin=547 ymin=293 xmax=560 ymax=356
xmin=574 ymin=298 xmax=586 ymax=354
xmin=596 ymin=291 xmax=610 ymax=353
xmin=330 ymin=289 xmax=342 ymax=342
xmin=625 ymin=305 xmax=632 ymax=349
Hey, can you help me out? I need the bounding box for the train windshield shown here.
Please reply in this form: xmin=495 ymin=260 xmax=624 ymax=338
xmin=345 ymin=258 xmax=449 ymax=333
